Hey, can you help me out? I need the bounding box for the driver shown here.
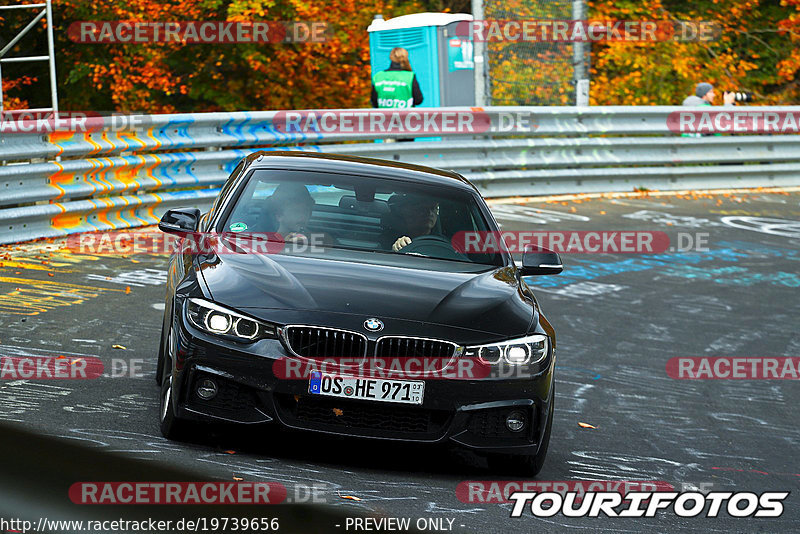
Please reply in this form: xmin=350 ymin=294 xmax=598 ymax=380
xmin=384 ymin=193 xmax=440 ymax=252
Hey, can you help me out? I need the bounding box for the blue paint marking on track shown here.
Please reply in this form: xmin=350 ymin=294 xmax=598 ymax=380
xmin=715 ymin=240 xmax=800 ymax=259
xmin=527 ymin=248 xmax=748 ymax=288
xmin=525 ymin=245 xmax=800 ymax=289
xmin=556 ymin=365 xmax=602 ymax=380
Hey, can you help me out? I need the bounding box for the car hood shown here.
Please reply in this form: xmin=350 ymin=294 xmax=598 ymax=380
xmin=198 ymin=251 xmax=534 ymax=338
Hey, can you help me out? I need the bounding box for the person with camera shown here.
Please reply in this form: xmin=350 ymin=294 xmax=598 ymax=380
xmin=682 ymin=82 xmax=748 ymax=106
xmin=681 ymin=82 xmax=752 ymax=137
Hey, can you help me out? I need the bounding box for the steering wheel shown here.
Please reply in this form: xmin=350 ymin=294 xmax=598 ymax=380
xmin=398 ymin=235 xmax=470 ymax=261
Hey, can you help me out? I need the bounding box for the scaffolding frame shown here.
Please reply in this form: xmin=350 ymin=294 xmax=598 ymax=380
xmin=0 ymin=0 xmax=59 ymax=117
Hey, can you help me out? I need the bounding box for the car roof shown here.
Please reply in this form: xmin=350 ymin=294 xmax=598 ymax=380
xmin=243 ymin=151 xmax=479 ymax=192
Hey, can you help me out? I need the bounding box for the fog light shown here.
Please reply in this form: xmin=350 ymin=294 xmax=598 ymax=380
xmin=196 ymin=378 xmax=218 ymax=400
xmin=506 ymin=410 xmax=526 ymax=432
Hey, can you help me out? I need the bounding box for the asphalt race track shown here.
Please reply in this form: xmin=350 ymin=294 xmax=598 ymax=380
xmin=1 ymin=188 xmax=798 ymax=533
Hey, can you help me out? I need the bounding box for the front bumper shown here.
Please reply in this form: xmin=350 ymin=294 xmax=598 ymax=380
xmin=168 ymin=312 xmax=555 ymax=456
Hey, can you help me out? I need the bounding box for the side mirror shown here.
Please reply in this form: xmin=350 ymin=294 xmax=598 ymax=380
xmin=520 ymin=246 xmax=563 ymax=276
xmin=158 ymin=208 xmax=201 ymax=235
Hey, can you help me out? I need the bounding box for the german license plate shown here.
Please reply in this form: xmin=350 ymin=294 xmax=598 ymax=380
xmin=308 ymin=371 xmax=424 ymax=405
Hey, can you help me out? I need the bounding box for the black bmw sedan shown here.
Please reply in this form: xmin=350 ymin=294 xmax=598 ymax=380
xmin=157 ymin=151 xmax=562 ymax=475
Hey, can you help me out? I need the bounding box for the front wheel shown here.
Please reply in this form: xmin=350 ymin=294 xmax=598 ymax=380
xmin=159 ymin=327 xmax=189 ymax=440
xmin=155 ymin=298 xmax=173 ymax=385
xmin=155 ymin=334 xmax=165 ymax=386
xmin=159 ymin=368 xmax=189 ymax=440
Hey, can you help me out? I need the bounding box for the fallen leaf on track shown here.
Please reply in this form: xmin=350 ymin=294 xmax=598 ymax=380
xmin=339 ymin=494 xmax=362 ymax=501
xmin=578 ymin=422 xmax=597 ymax=429
xmin=112 ymin=344 xmax=127 ymax=350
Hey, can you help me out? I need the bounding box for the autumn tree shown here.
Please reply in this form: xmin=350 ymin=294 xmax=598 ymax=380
xmin=589 ymin=0 xmax=800 ymax=104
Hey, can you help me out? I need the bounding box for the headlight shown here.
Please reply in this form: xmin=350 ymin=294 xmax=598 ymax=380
xmin=463 ymin=334 xmax=549 ymax=366
xmin=186 ymin=298 xmax=276 ymax=342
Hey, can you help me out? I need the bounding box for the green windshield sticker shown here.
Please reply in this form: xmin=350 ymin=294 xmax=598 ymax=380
xmin=229 ymin=222 xmax=248 ymax=232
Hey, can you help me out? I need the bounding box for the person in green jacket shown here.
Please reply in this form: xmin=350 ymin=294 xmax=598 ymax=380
xmin=371 ymin=47 xmax=424 ymax=109
xmin=681 ymin=82 xmax=737 ymax=137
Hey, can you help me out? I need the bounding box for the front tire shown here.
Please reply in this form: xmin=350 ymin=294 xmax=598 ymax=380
xmin=155 ymin=299 xmax=172 ymax=385
xmin=156 ymin=337 xmax=165 ymax=386
xmin=159 ymin=326 xmax=188 ymax=440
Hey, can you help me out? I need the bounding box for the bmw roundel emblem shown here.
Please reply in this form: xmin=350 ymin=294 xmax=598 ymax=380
xmin=364 ymin=318 xmax=384 ymax=332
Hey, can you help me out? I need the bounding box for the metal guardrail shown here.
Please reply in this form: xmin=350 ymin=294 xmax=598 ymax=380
xmin=1 ymin=106 xmax=799 ymax=244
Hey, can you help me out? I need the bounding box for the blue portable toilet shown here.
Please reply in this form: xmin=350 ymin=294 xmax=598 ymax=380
xmin=368 ymin=12 xmax=475 ymax=108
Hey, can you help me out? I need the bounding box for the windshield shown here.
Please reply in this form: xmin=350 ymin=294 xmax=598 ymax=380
xmin=218 ymin=168 xmax=504 ymax=266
